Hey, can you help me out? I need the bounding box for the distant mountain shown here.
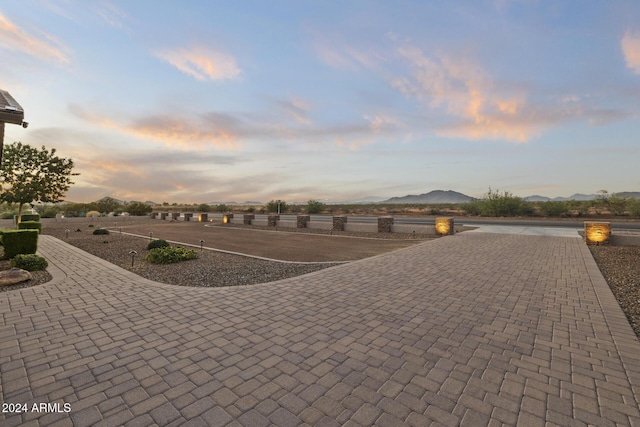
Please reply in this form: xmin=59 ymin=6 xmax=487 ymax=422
xmin=383 ymin=190 xmax=473 ymax=204
xmin=336 ymin=196 xmax=389 ymax=204
xmin=552 ymin=193 xmax=596 ymax=202
xmin=524 ymin=195 xmax=551 ymax=202
xmin=615 ymin=191 xmax=640 ymax=200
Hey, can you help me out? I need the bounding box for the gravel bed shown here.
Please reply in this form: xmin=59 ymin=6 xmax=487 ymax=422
xmin=0 ymin=259 xmax=52 ymax=293
xmin=589 ymin=245 xmax=640 ymax=339
xmin=42 ymin=227 xmax=339 ymax=288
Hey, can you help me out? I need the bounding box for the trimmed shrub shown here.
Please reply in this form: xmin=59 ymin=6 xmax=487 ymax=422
xmin=147 ymin=239 xmax=171 ymax=250
xmin=2 ymin=229 xmax=38 ymax=259
xmin=15 ymin=213 xmax=40 ymax=224
xmin=92 ymin=228 xmax=110 ymax=235
xmin=10 ymin=254 xmax=48 ymax=271
xmin=147 ymin=246 xmax=198 ymax=264
xmin=18 ymin=221 xmax=42 ymax=233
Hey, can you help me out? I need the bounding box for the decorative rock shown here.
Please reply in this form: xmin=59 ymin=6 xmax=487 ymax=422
xmin=0 ymin=268 xmax=32 ymax=287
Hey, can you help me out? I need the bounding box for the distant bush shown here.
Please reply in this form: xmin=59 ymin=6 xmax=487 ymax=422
xmin=147 ymin=246 xmax=198 ymax=264
xmin=197 ymin=203 xmax=211 ymax=212
xmin=147 ymin=239 xmax=171 ymax=250
xmin=461 ymin=200 xmax=482 ymax=216
xmin=2 ymin=230 xmax=38 ymax=259
xmin=126 ymin=201 xmax=153 ymax=216
xmin=266 ymin=200 xmax=287 ymax=213
xmin=539 ymin=201 xmax=569 ymax=217
xmin=86 ymin=210 xmax=101 ymax=218
xmin=629 ymin=199 xmax=640 ymax=217
xmin=18 ymin=221 xmax=42 ymax=233
xmin=10 ymin=254 xmax=48 ymax=271
xmin=92 ymin=228 xmax=110 ymax=235
xmin=305 ymin=199 xmax=325 ymax=214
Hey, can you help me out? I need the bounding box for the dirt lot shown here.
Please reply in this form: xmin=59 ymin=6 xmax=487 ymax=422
xmin=42 ymin=218 xmax=427 ymax=262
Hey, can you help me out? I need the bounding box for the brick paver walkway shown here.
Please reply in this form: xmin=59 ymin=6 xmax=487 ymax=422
xmin=1 ymin=233 xmax=639 ymax=426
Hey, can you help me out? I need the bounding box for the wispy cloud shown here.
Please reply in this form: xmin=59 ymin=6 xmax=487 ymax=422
xmin=276 ymin=97 xmax=312 ymax=124
xmin=96 ymin=1 xmax=131 ymax=30
xmin=154 ymin=46 xmax=242 ymax=81
xmin=391 ymin=45 xmax=561 ymax=142
xmin=622 ymin=30 xmax=640 ymax=74
xmin=0 ymin=10 xmax=70 ymax=63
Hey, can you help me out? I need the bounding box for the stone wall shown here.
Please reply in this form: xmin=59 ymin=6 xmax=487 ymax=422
xmin=332 ymin=216 xmax=348 ymax=231
xmin=268 ymin=215 xmax=280 ymax=227
xmin=377 ymin=216 xmax=394 ymax=233
xmin=243 ymin=214 xmax=255 ymax=225
xmin=297 ymin=215 xmax=310 ymax=228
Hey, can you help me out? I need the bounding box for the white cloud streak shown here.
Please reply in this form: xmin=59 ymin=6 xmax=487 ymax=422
xmin=154 ymin=46 xmax=242 ymax=81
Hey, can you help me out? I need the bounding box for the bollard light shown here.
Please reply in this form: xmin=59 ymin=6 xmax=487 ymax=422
xmin=130 ymin=250 xmax=137 ymax=267
xmin=200 ymin=239 xmax=204 ymax=250
xmin=149 ymin=231 xmax=153 ymax=240
xmin=65 ymin=229 xmax=70 ymax=239
xmin=584 ymin=222 xmax=611 ymax=245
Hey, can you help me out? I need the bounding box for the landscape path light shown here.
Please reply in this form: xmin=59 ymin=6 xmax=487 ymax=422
xmin=149 ymin=231 xmax=153 ymax=240
xmin=200 ymin=239 xmax=204 ymax=251
xmin=129 ymin=250 xmax=137 ymax=267
xmin=65 ymin=229 xmax=70 ymax=239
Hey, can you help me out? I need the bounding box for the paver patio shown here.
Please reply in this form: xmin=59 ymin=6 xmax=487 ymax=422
xmin=1 ymin=232 xmax=639 ymax=426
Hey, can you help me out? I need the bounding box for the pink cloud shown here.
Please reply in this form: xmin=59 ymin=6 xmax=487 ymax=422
xmin=154 ymin=46 xmax=242 ymax=81
xmin=622 ymin=30 xmax=640 ymax=74
xmin=0 ymin=11 xmax=70 ymax=63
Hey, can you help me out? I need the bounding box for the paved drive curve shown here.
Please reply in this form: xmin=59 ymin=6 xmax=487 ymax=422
xmin=1 ymin=232 xmax=640 ymax=426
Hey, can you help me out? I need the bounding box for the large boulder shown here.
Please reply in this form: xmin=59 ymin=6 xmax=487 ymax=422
xmin=0 ymin=268 xmax=32 ymax=287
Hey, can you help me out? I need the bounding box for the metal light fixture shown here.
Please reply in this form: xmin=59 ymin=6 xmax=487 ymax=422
xmin=0 ymin=89 xmax=28 ymax=165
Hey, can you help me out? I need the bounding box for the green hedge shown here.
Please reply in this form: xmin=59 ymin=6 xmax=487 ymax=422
xmin=10 ymin=254 xmax=48 ymax=271
xmin=18 ymin=221 xmax=42 ymax=233
xmin=92 ymin=228 xmax=110 ymax=235
xmin=147 ymin=246 xmax=198 ymax=264
xmin=2 ymin=229 xmax=39 ymax=259
xmin=147 ymin=239 xmax=171 ymax=250
xmin=15 ymin=214 xmax=40 ymax=224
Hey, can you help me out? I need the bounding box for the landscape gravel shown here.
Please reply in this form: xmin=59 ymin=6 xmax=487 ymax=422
xmin=41 ymin=227 xmax=339 ymax=288
xmin=589 ymin=245 xmax=640 ymax=338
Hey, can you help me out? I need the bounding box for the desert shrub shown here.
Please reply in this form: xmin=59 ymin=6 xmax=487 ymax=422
xmin=147 ymin=246 xmax=198 ymax=264
xmin=92 ymin=228 xmax=110 ymax=235
xmin=2 ymin=230 xmax=38 ymax=259
xmin=539 ymin=201 xmax=569 ymax=217
xmin=305 ymin=199 xmax=326 ymax=214
xmin=86 ymin=210 xmax=101 ymax=218
xmin=266 ymin=200 xmax=287 ymax=213
xmin=10 ymin=254 xmax=48 ymax=271
xmin=461 ymin=200 xmax=482 ymax=216
xmin=18 ymin=221 xmax=42 ymax=233
xmin=629 ymin=199 xmax=640 ymax=217
xmin=147 ymin=239 xmax=171 ymax=250
xmin=126 ymin=201 xmax=153 ymax=216
xmin=39 ymin=206 xmax=61 ymax=218
xmin=197 ymin=203 xmax=211 ymax=212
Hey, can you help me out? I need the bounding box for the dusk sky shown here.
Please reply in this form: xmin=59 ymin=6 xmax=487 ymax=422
xmin=1 ymin=1 xmax=639 ymax=204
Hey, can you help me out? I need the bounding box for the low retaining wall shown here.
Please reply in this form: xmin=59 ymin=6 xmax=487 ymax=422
xmin=307 ymin=222 xmax=333 ymax=231
xmin=276 ymin=220 xmax=297 ymax=228
xmin=344 ymin=223 xmax=376 ymax=233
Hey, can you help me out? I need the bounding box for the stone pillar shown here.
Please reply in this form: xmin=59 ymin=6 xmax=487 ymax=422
xmin=297 ymin=215 xmax=310 ymax=228
xmin=184 ymin=213 xmax=193 ymax=221
xmin=435 ymin=217 xmax=454 ymax=235
xmin=160 ymin=212 xmax=168 ymax=220
xmin=584 ymin=222 xmax=611 ymax=245
xmin=268 ymin=215 xmax=280 ymax=227
xmin=243 ymin=214 xmax=255 ymax=225
xmin=198 ymin=213 xmax=208 ymax=222
xmin=170 ymin=212 xmax=180 ymax=220
xmin=150 ymin=212 xmax=158 ymax=219
xmin=332 ymin=216 xmax=348 ymax=231
xmin=377 ymin=216 xmax=394 ymax=233
xmin=223 ymin=213 xmax=234 ymax=224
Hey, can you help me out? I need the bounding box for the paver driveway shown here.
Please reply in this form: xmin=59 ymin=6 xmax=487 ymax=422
xmin=1 ymin=232 xmax=639 ymax=426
